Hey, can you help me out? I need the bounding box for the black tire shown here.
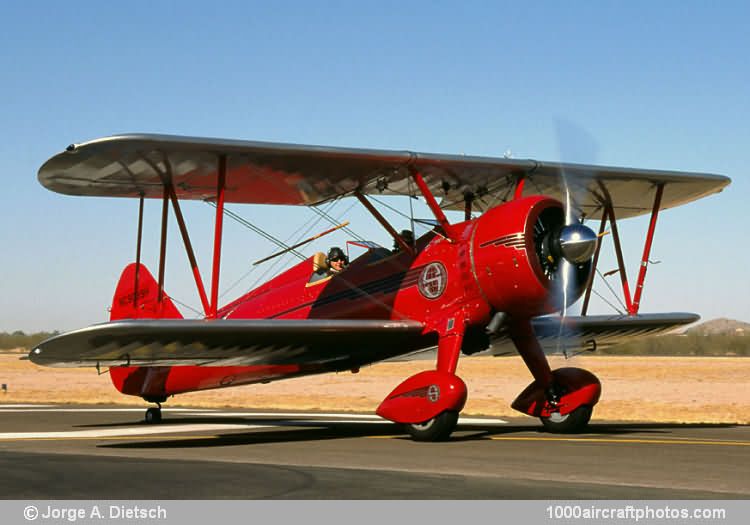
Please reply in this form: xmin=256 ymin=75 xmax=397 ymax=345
xmin=540 ymin=405 xmax=592 ymax=434
xmin=405 ymin=411 xmax=459 ymax=442
xmin=144 ymin=407 xmax=162 ymax=424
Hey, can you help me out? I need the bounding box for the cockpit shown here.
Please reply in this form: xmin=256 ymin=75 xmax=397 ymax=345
xmin=307 ymin=240 xmax=391 ymax=284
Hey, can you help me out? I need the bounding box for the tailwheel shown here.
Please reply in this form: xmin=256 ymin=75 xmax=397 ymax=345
xmin=405 ymin=411 xmax=459 ymax=442
xmin=540 ymin=405 xmax=592 ymax=434
xmin=144 ymin=406 xmax=162 ymax=424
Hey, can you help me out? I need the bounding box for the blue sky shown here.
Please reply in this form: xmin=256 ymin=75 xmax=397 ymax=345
xmin=1 ymin=1 xmax=748 ymax=332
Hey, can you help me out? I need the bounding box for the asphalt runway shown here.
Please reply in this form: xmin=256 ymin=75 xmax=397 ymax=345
xmin=0 ymin=404 xmax=748 ymax=499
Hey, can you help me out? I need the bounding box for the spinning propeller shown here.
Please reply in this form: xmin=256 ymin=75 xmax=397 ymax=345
xmin=533 ymin=176 xmax=598 ymax=314
xmin=541 ymin=122 xmax=601 ymax=355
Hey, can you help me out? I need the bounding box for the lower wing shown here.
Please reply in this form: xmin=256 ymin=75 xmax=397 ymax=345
xmin=489 ymin=312 xmax=699 ymax=355
xmin=29 ymin=319 xmax=427 ymax=369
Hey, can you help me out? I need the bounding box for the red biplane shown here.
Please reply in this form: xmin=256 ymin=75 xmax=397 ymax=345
xmin=31 ymin=134 xmax=730 ymax=440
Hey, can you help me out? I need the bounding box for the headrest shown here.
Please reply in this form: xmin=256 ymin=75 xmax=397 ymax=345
xmin=312 ymin=252 xmax=328 ymax=272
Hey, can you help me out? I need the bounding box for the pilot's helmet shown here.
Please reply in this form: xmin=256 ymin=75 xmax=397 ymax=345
xmin=327 ymin=247 xmax=348 ymax=264
xmin=400 ymin=230 xmax=415 ymax=244
xmin=393 ymin=230 xmax=415 ymax=251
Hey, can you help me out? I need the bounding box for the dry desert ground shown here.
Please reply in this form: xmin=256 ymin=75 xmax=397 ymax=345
xmin=1 ymin=352 xmax=748 ymax=424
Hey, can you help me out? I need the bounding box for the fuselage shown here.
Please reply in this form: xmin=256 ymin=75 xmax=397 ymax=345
xmin=110 ymin=196 xmax=567 ymax=400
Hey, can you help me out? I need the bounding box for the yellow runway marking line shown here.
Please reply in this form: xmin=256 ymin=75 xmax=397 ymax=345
xmin=489 ymin=436 xmax=750 ymax=447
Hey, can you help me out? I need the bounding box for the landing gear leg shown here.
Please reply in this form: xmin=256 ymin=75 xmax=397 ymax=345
xmin=509 ymin=318 xmax=554 ymax=391
xmin=509 ymin=319 xmax=600 ymax=433
xmin=406 ymin=322 xmax=465 ymax=442
xmin=144 ymin=402 xmax=162 ymax=424
xmin=377 ymin=317 xmax=470 ymax=442
xmin=511 ymin=319 xmax=600 ymax=434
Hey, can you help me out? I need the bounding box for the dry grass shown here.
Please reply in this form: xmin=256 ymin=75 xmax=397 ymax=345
xmin=1 ymin=352 xmax=748 ymax=424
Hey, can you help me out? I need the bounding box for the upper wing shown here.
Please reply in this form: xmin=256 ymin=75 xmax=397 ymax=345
xmin=488 ymin=312 xmax=700 ymax=356
xmin=29 ymin=318 xmax=427 ymax=368
xmin=39 ymin=134 xmax=730 ymax=220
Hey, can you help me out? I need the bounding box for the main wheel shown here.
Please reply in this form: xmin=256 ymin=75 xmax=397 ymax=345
xmin=405 ymin=411 xmax=459 ymax=442
xmin=540 ymin=405 xmax=592 ymax=433
xmin=144 ymin=407 xmax=162 ymax=424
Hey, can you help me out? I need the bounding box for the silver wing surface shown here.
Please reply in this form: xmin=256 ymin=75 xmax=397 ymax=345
xmin=488 ymin=312 xmax=700 ymax=356
xmin=39 ymin=134 xmax=730 ymax=220
xmin=29 ymin=319 xmax=427 ymax=368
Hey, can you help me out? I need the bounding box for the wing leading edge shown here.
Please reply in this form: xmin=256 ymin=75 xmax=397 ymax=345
xmin=38 ymin=134 xmax=730 ymax=220
xmin=29 ymin=319 xmax=428 ymax=369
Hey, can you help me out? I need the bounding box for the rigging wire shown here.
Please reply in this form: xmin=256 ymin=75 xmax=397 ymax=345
xmin=198 ymin=188 xmax=628 ymax=321
xmin=236 ymin=197 xmax=359 ymax=299
xmin=218 ymin=260 xmax=259 ymax=300
xmin=310 ymin=203 xmax=366 ymax=242
xmin=206 ymin=201 xmax=306 ymax=261
xmin=210 ymin=192 xmax=411 ymax=318
xmin=590 ymin=288 xmax=625 ymax=315
xmin=245 ymin=199 xmax=343 ymax=292
xmin=368 ymin=195 xmax=433 ymax=233
xmin=595 ymin=268 xmax=629 ymax=313
xmin=212 ymin=201 xmax=335 ymax=299
xmin=166 ymin=294 xmax=204 ymax=317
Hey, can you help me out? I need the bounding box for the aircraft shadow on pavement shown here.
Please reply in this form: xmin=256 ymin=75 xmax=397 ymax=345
xmin=449 ymin=422 xmax=740 ymax=442
xmin=94 ymin=418 xmax=740 ymax=449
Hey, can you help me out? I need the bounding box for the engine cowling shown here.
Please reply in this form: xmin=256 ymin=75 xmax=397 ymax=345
xmin=470 ymin=196 xmax=592 ymax=317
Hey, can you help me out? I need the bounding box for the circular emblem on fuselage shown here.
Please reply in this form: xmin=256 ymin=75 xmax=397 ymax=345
xmin=418 ymin=262 xmax=447 ymax=299
xmin=427 ymin=384 xmax=441 ymax=403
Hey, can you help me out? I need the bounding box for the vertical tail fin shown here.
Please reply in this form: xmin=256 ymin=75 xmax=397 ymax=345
xmin=110 ymin=263 xmax=183 ymax=321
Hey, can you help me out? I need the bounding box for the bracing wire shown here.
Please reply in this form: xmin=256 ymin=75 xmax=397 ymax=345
xmin=245 ymin=199 xmax=343 ymax=292
xmin=213 ymin=200 xmax=340 ymax=299
xmin=595 ymin=268 xmax=629 ymax=313
xmin=310 ymin=203 xmax=366 ymax=242
xmin=166 ymin=295 xmax=204 ymax=317
xmin=368 ymin=195 xmax=432 ymax=233
xmin=591 ymin=288 xmax=625 ymax=315
xmin=206 ymin=201 xmax=306 ymax=260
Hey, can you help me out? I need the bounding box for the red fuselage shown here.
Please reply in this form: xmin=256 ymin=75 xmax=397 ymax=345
xmin=110 ymin=196 xmax=564 ymax=400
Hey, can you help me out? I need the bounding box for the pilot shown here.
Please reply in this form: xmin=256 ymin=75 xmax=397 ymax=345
xmin=392 ymin=229 xmax=415 ymax=253
xmin=326 ymin=247 xmax=349 ymax=275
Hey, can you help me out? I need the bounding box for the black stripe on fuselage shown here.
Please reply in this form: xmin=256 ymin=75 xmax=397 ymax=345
xmin=270 ymin=265 xmax=426 ymax=318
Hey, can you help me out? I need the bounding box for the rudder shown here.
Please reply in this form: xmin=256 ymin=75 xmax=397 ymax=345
xmin=110 ymin=263 xmax=183 ymax=321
